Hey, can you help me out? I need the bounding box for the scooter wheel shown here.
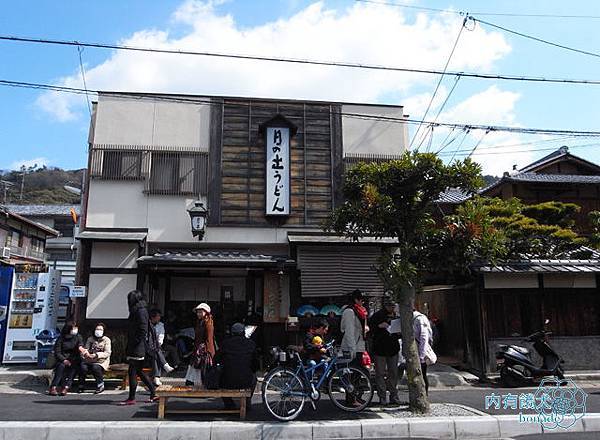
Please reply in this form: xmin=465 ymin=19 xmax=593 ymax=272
xmin=500 ymin=366 xmax=522 ymax=388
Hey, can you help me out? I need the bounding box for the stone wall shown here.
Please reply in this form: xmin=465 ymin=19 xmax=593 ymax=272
xmin=488 ymin=336 xmax=600 ymax=372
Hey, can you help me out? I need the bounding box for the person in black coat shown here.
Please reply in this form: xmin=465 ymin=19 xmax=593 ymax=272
xmin=119 ymin=290 xmax=157 ymax=405
xmin=48 ymin=320 xmax=83 ymax=396
xmin=215 ymin=322 xmax=258 ymax=410
xmin=369 ymin=296 xmax=401 ymax=406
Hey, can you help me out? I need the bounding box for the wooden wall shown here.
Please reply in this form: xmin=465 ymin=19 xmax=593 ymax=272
xmin=209 ymin=98 xmax=342 ymax=226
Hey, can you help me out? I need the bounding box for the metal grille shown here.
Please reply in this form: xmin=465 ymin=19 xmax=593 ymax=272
xmin=344 ymin=153 xmax=404 ymax=172
xmin=89 ymin=144 xmax=208 ymax=196
xmin=297 ymin=246 xmax=385 ymax=297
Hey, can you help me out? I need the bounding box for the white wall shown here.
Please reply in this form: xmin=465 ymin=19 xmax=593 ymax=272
xmin=86 ymin=181 xmax=147 ymax=229
xmin=93 ymin=95 xmax=210 ymax=148
xmin=87 ymin=274 xmax=137 ymax=319
xmin=91 ymin=242 xmax=138 ymax=269
xmin=484 ymin=273 xmax=539 ymax=289
xmin=342 ymin=104 xmax=407 ymax=155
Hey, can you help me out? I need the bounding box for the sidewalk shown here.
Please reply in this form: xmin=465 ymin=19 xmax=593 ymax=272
xmin=1 ymin=415 xmax=599 ymax=440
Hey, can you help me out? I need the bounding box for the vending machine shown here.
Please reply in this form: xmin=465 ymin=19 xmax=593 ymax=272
xmin=2 ymin=269 xmax=61 ymax=363
xmin=0 ymin=266 xmax=14 ymax=362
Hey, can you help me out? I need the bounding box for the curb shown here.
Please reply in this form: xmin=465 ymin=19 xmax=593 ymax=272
xmin=0 ymin=414 xmax=598 ymax=440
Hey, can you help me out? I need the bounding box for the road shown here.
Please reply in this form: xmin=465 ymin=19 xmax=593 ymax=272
xmin=0 ymin=384 xmax=598 ymax=422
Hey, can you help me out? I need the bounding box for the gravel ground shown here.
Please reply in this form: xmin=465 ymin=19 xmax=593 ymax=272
xmin=382 ymin=402 xmax=483 ymax=418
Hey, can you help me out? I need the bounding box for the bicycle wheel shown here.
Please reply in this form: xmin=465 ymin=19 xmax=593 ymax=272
xmin=327 ymin=365 xmax=373 ymax=412
xmin=262 ymin=367 xmax=306 ymax=421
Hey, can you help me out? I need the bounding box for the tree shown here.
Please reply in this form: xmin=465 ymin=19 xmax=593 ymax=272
xmin=326 ymin=152 xmax=483 ymax=413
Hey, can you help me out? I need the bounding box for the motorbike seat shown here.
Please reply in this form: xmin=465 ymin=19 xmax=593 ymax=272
xmin=510 ymin=346 xmax=529 ymax=355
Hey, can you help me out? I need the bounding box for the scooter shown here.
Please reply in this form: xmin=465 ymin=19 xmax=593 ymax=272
xmin=495 ymin=319 xmax=565 ymax=388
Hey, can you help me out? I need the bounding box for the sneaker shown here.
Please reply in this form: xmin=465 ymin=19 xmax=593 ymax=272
xmin=59 ymin=386 xmax=69 ymax=396
xmin=163 ymin=363 xmax=175 ymax=374
xmin=94 ymin=384 xmax=105 ymax=394
xmin=47 ymin=386 xmax=58 ymax=396
xmin=154 ymin=377 xmax=162 ymax=386
xmin=117 ymin=399 xmax=136 ymax=406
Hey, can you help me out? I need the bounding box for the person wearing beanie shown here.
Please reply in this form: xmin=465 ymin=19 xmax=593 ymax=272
xmin=215 ymin=322 xmax=259 ymax=411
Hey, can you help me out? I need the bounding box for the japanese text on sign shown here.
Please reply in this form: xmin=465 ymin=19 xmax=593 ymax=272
xmin=265 ymin=127 xmax=290 ymax=216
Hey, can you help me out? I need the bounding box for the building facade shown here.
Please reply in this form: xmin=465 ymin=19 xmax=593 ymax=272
xmin=76 ymin=93 xmax=407 ymax=345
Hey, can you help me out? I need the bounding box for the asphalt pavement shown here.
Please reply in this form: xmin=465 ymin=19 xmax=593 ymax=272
xmin=0 ymin=384 xmax=598 ymax=422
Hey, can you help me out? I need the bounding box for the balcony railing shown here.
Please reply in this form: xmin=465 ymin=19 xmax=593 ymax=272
xmin=9 ymin=245 xmax=47 ymax=261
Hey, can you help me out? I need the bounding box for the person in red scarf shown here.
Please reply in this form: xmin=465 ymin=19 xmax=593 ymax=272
xmin=340 ymin=289 xmax=368 ymax=365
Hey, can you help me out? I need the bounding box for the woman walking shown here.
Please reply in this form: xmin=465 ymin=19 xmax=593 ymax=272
xmin=47 ymin=320 xmax=83 ymax=396
xmin=119 ymin=290 xmax=157 ymax=405
xmin=340 ymin=290 xmax=368 ymax=365
xmin=185 ymin=303 xmax=215 ymax=387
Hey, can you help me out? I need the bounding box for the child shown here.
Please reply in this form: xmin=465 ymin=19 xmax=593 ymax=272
xmin=303 ymin=317 xmax=329 ymax=362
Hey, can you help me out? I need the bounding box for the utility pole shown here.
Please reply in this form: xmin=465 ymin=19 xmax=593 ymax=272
xmin=19 ymin=166 xmax=26 ymax=201
xmin=0 ymin=180 xmax=14 ymax=204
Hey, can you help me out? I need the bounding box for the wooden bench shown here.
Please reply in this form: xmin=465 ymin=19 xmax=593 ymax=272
xmin=155 ymin=385 xmax=252 ymax=420
xmin=108 ymin=363 xmax=152 ymax=390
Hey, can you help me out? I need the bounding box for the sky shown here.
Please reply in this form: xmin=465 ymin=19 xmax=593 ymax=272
xmin=1 ymin=0 xmax=600 ymax=175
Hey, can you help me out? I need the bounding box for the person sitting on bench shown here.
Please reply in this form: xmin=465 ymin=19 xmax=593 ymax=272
xmin=215 ymin=322 xmax=259 ymax=410
xmin=79 ymin=322 xmax=112 ymax=394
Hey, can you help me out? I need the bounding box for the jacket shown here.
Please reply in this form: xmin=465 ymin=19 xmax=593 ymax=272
xmin=83 ymin=335 xmax=112 ymax=371
xmin=194 ymin=316 xmax=216 ymax=357
xmin=340 ymin=306 xmax=366 ymax=355
xmin=413 ymin=312 xmax=433 ymax=363
xmin=126 ymin=305 xmax=149 ymax=359
xmin=369 ymin=309 xmax=400 ymax=357
xmin=54 ymin=334 xmax=83 ymax=364
xmin=215 ymin=335 xmax=258 ymax=389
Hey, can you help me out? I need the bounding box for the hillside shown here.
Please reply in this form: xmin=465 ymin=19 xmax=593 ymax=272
xmin=0 ymin=166 xmax=83 ymax=205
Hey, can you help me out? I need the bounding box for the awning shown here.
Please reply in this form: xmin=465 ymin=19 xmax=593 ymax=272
xmin=297 ymin=245 xmax=385 ymax=297
xmin=288 ymin=233 xmax=397 ymax=245
xmin=137 ymin=250 xmax=293 ymax=267
xmin=77 ymin=230 xmax=147 ymax=241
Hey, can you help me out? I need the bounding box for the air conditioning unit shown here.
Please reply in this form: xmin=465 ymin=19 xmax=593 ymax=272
xmin=2 ymin=247 xmax=10 ymax=259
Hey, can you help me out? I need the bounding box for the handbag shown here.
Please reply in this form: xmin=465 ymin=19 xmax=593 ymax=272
xmin=204 ymin=364 xmax=222 ymax=390
xmin=424 ymin=343 xmax=437 ymax=366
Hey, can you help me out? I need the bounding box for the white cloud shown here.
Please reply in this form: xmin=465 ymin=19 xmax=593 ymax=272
xmin=429 ymin=86 xmax=539 ymax=175
xmin=37 ymin=0 xmax=511 ymax=122
xmin=10 ymin=157 xmax=49 ymax=170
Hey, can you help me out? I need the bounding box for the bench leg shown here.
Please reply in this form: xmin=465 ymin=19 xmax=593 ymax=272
xmin=240 ymin=396 xmax=247 ymax=420
xmin=158 ymin=397 xmax=167 ymax=419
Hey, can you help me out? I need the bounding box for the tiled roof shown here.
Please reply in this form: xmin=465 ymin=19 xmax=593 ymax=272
xmin=4 ymin=204 xmax=80 ymax=217
xmin=505 ymin=173 xmax=600 ymax=184
xmin=137 ymin=250 xmax=293 ymax=267
xmin=519 ymin=146 xmax=600 ymax=173
xmin=473 ymin=248 xmax=600 ymax=273
xmin=436 ymin=188 xmax=471 ymax=204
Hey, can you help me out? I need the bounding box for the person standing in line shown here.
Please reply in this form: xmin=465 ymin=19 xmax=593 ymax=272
xmin=369 ymin=296 xmax=401 ymax=406
xmin=340 ymin=289 xmax=368 ymax=365
xmin=79 ymin=322 xmax=111 ymax=394
xmin=413 ymin=306 xmax=436 ymax=395
xmin=119 ymin=290 xmax=157 ymax=405
xmin=47 ymin=320 xmax=83 ymax=396
xmin=185 ymin=303 xmax=216 ymax=387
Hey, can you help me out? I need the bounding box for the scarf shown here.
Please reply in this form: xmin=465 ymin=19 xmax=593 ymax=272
xmin=353 ymin=303 xmax=368 ymax=320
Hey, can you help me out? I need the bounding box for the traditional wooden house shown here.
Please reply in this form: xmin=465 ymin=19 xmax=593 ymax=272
xmin=75 ymin=92 xmax=407 ymax=348
xmin=427 ymin=147 xmax=600 ymax=374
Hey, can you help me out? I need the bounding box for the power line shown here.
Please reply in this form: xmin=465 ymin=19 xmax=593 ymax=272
xmin=356 ymin=0 xmax=600 ymax=19
xmin=440 ymin=140 xmax=600 ymax=157
xmin=2 ymin=34 xmax=600 ymax=86
xmin=77 ymin=45 xmax=92 ymax=117
xmin=423 ymin=75 xmax=461 ymax=152
xmin=471 ymin=17 xmax=600 ymax=60
xmin=410 ymin=17 xmax=466 ymax=150
xmin=3 ymin=78 xmax=600 ymax=138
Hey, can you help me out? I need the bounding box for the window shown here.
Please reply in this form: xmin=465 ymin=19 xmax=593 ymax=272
xmin=148 ymin=152 xmax=207 ymax=195
xmin=101 ymin=150 xmax=142 ymax=179
xmin=54 ymin=218 xmax=74 ymax=238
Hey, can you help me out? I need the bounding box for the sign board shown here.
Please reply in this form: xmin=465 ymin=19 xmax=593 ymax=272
xmin=265 ymin=126 xmax=290 ymax=216
xmin=69 ymin=286 xmax=87 ymax=298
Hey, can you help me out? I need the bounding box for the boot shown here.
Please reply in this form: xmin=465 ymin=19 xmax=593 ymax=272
xmin=59 ymin=386 xmax=69 ymax=396
xmin=48 ymin=386 xmax=58 ymax=396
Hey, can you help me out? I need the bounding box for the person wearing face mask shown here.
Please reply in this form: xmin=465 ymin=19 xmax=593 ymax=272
xmin=79 ymin=322 xmax=112 ymax=394
xmin=47 ymin=320 xmax=83 ymax=396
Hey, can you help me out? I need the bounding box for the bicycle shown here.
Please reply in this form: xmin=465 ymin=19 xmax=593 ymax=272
xmin=261 ymin=341 xmax=374 ymax=421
